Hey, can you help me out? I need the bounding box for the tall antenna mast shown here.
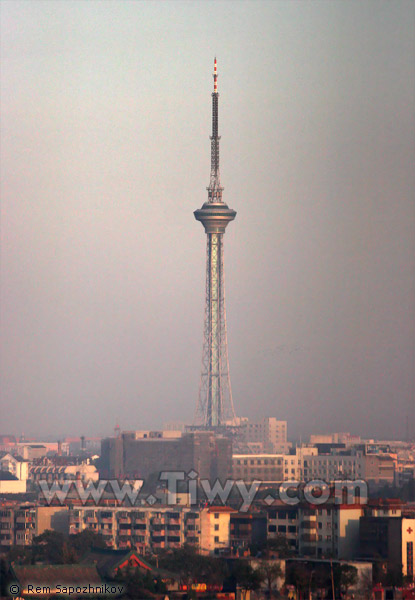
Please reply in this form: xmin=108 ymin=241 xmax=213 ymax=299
xmin=208 ymin=57 xmax=223 ymax=202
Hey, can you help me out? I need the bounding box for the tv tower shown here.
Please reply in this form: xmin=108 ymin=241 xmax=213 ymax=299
xmin=194 ymin=58 xmax=237 ymax=428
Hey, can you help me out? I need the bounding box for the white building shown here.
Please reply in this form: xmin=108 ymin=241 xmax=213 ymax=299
xmin=0 ymin=453 xmax=29 ymax=493
xmin=0 ymin=453 xmax=29 ymax=481
xmin=30 ymin=463 xmax=98 ymax=484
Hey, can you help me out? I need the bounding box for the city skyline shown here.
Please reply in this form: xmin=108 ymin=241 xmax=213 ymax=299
xmin=1 ymin=1 xmax=414 ymax=440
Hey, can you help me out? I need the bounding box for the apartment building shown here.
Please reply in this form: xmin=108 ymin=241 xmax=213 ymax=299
xmin=360 ymin=515 xmax=415 ymax=578
xmin=69 ymin=505 xmax=233 ymax=556
xmin=0 ymin=503 xmax=69 ymax=547
xmin=229 ymin=512 xmax=267 ymax=554
xmin=233 ymin=446 xmax=320 ymax=483
xmin=266 ymin=502 xmax=364 ymax=559
xmin=283 ymin=446 xmax=319 ymax=480
xmin=302 ymin=451 xmax=395 ymax=486
xmin=232 ymin=454 xmax=284 ymax=482
xmin=243 ymin=418 xmax=289 ymax=454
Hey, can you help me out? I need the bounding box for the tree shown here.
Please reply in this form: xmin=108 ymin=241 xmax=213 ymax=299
xmin=114 ymin=567 xmax=165 ymax=599
xmin=31 ymin=528 xmax=107 ymax=564
xmin=357 ymin=569 xmax=373 ymax=600
xmin=332 ymin=564 xmax=358 ymax=600
xmin=33 ymin=530 xmax=65 ymax=564
xmin=232 ymin=561 xmax=264 ymax=600
xmin=68 ymin=529 xmax=106 ymax=560
xmin=286 ymin=563 xmax=311 ymax=599
xmin=157 ymin=544 xmax=202 ymax=590
xmin=257 ymin=560 xmax=283 ymax=597
xmin=6 ymin=545 xmax=33 ymax=565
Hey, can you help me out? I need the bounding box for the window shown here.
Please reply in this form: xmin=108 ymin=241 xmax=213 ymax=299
xmin=214 ymin=524 xmax=219 ymax=531
xmin=214 ymin=513 xmax=219 ymax=519
xmin=214 ymin=536 xmax=219 ymax=543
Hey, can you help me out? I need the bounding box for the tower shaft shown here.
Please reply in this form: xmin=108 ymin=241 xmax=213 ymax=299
xmin=194 ymin=59 xmax=237 ymax=428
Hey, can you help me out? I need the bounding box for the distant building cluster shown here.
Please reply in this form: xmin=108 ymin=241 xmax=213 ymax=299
xmin=0 ymin=416 xmax=414 ymax=600
xmin=0 ymin=427 xmax=414 ymax=581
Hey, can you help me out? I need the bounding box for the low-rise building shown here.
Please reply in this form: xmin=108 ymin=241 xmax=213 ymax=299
xmin=0 ymin=472 xmax=27 ymax=494
xmin=30 ymin=462 xmax=98 ymax=484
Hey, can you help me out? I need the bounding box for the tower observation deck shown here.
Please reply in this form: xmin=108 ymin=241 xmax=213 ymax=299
xmin=194 ymin=59 xmax=237 ymax=428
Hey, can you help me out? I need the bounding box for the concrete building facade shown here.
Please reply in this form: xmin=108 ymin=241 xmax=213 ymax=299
xmin=69 ymin=505 xmax=233 ymax=556
xmin=100 ymin=430 xmax=232 ymax=483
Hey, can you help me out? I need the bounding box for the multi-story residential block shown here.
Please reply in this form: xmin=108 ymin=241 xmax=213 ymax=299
xmin=283 ymin=446 xmax=319 ymax=480
xmin=266 ymin=504 xmax=299 ymax=552
xmin=303 ymin=453 xmax=364 ymax=481
xmin=69 ymin=505 xmax=233 ymax=556
xmin=302 ymin=451 xmax=395 ymax=487
xmin=0 ymin=503 xmax=69 ymax=547
xmin=199 ymin=506 xmax=234 ymax=555
xmin=0 ymin=505 xmax=17 ymax=546
xmin=360 ymin=515 xmax=415 ymax=578
xmin=233 ymin=447 xmax=321 ymax=483
xmin=242 ymin=418 xmax=289 ymax=454
xmin=229 ymin=512 xmax=267 ymax=555
xmin=232 ymin=454 xmax=284 ymax=482
xmin=266 ymin=501 xmax=364 ymax=559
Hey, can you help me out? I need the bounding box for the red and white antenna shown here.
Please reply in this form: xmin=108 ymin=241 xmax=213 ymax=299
xmin=213 ymin=57 xmax=218 ymax=93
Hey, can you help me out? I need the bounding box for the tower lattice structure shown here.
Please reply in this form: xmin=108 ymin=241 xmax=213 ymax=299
xmin=194 ymin=59 xmax=237 ymax=428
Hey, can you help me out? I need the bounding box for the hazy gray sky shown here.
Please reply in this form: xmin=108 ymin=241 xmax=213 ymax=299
xmin=1 ymin=0 xmax=414 ymax=441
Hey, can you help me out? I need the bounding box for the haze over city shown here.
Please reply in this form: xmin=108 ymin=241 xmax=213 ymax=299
xmin=1 ymin=0 xmax=414 ymax=441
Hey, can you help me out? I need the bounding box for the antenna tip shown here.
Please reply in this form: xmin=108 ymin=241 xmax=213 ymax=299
xmin=213 ymin=57 xmax=218 ymax=92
